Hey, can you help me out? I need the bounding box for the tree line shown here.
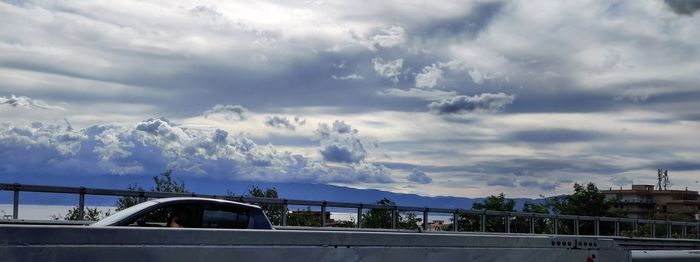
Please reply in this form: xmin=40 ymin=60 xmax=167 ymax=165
xmin=54 ymin=170 xmax=695 ymax=237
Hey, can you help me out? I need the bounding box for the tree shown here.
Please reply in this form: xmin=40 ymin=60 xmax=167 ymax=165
xmin=458 ymin=193 xmax=515 ymax=232
xmin=244 ymin=185 xmax=282 ymax=225
xmin=512 ymin=202 xmax=551 ymax=234
xmin=546 ymin=182 xmax=624 ymax=235
xmin=115 ymin=169 xmax=189 ymax=211
xmin=52 ymin=206 xmax=111 ymax=221
xmin=546 ymin=183 xmax=619 ymax=217
xmin=361 ymin=198 xmax=422 ymax=230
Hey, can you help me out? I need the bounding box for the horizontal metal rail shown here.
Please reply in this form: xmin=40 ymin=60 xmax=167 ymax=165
xmin=2 ymin=182 xmax=699 ymax=239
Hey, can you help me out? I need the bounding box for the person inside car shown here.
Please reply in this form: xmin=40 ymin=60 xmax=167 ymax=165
xmin=168 ymin=206 xmax=193 ymax=228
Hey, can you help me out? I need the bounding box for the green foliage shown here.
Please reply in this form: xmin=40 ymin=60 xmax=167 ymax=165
xmin=287 ymin=207 xmax=321 ymax=227
xmin=244 ymin=185 xmax=282 ymax=225
xmin=361 ymin=198 xmax=422 ymax=230
xmin=512 ymin=202 xmax=551 ymax=234
xmin=546 ymin=182 xmax=621 ymax=217
xmin=115 ymin=169 xmax=188 ymax=211
xmin=458 ymin=193 xmax=516 ymax=232
xmin=473 ymin=193 xmax=515 ymax=211
xmin=152 ymin=169 xmax=188 ymax=193
xmin=52 ymin=206 xmax=111 ymax=221
xmin=116 ymin=183 xmax=144 ymax=211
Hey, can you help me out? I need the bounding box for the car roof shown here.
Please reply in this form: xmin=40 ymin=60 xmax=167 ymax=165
xmin=150 ymin=197 xmax=264 ymax=210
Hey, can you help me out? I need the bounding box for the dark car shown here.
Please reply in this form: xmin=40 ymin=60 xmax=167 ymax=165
xmin=91 ymin=197 xmax=273 ymax=229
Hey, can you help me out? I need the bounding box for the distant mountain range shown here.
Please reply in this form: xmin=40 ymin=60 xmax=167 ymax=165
xmin=0 ymin=174 xmax=542 ymax=210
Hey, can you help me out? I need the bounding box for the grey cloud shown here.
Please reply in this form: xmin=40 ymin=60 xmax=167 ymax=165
xmin=0 ymin=94 xmax=64 ymax=110
xmin=664 ymin=0 xmax=700 ymax=15
xmin=203 ymin=104 xmax=248 ymax=121
xmin=428 ymin=93 xmax=515 ymax=115
xmin=508 ymin=129 xmax=605 ymax=144
xmin=265 ymin=116 xmax=296 ymax=130
xmin=315 ymin=121 xmax=367 ymax=163
xmin=608 ymin=176 xmax=633 ymax=187
xmin=487 ymin=176 xmax=516 ymax=187
xmin=518 ymin=180 xmax=559 ymax=191
xmin=407 ymin=168 xmax=432 ymax=184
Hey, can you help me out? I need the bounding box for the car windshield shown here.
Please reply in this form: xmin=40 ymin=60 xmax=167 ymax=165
xmin=91 ymin=200 xmax=159 ymax=226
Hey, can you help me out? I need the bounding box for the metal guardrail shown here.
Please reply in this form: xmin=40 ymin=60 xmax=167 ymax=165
xmin=2 ymin=182 xmax=699 ymax=239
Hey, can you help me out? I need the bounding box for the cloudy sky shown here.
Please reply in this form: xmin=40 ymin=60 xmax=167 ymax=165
xmin=1 ymin=0 xmax=700 ymax=198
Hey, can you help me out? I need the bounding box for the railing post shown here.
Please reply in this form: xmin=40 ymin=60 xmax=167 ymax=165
xmin=320 ymin=202 xmax=326 ymax=227
xmin=12 ymin=183 xmax=19 ymax=219
xmin=682 ymin=223 xmax=687 ymax=238
xmin=553 ymin=216 xmax=558 ymax=235
xmin=357 ymin=204 xmax=363 ymax=228
xmin=574 ymin=218 xmax=579 ymax=235
xmin=390 ymin=207 xmax=396 ymax=229
xmin=594 ymin=218 xmax=600 ymax=236
xmin=633 ymin=220 xmax=639 ymax=235
xmin=505 ymin=214 xmax=511 ymax=233
xmin=453 ymin=210 xmax=459 ymax=232
xmin=422 ymin=208 xmax=428 ymax=231
xmin=529 ymin=215 xmax=535 ymax=234
xmin=651 ymin=223 xmax=656 ymax=238
xmin=78 ymin=187 xmax=86 ymax=220
xmin=480 ymin=211 xmax=486 ymax=232
xmin=614 ymin=220 xmax=620 ymax=236
xmin=138 ymin=191 xmax=146 ymax=203
xmin=281 ymin=200 xmax=288 ymax=226
xmin=666 ymin=223 xmax=672 ymax=238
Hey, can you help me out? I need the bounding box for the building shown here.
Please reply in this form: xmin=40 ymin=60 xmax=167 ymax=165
xmin=602 ymin=184 xmax=700 ymax=220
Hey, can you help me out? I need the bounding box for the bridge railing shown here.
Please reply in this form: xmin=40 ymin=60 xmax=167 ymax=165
xmin=2 ymin=182 xmax=699 ymax=239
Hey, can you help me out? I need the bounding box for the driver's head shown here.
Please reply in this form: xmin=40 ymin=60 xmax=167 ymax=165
xmin=169 ymin=206 xmax=193 ymax=228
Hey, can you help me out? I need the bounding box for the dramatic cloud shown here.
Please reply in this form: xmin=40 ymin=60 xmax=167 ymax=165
xmin=0 ymin=119 xmax=393 ymax=184
xmin=372 ymin=58 xmax=404 ymax=83
xmin=0 ymin=95 xmax=64 ymax=110
xmin=2 ymin=1 xmax=700 ymax=197
xmin=664 ymin=0 xmax=700 ymax=15
xmin=203 ymin=105 xmax=249 ymax=121
xmin=315 ymin=121 xmax=367 ymax=164
xmin=414 ymin=64 xmax=443 ymax=89
xmin=428 ymin=93 xmax=515 ymax=114
xmin=407 ymin=168 xmax=432 ymax=184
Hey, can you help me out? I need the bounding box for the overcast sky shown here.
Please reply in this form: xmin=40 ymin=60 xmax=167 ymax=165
xmin=1 ymin=0 xmax=700 ymax=198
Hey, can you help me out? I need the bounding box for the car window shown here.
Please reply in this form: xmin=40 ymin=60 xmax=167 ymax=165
xmin=127 ymin=204 xmax=198 ymax=228
xmin=201 ymin=205 xmax=250 ymax=229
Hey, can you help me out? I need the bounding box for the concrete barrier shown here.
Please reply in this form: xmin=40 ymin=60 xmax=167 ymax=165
xmin=0 ymin=225 xmax=627 ymax=262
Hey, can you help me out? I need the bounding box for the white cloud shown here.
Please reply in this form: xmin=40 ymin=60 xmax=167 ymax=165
xmin=332 ymin=74 xmax=364 ymax=80
xmin=372 ymin=57 xmax=404 ymax=83
xmin=414 ymin=64 xmax=443 ymax=88
xmin=378 ymin=88 xmax=456 ymax=101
